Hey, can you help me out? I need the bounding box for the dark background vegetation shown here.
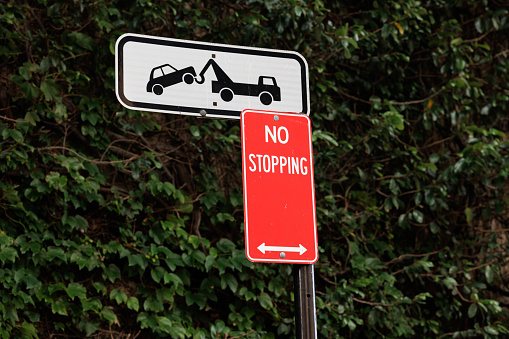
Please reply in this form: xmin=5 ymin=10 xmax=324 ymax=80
xmin=1 ymin=0 xmax=509 ymax=337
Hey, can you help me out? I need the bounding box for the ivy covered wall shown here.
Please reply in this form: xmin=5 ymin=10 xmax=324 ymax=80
xmin=1 ymin=0 xmax=508 ymax=338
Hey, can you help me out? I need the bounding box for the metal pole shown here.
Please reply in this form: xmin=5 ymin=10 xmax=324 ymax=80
xmin=293 ymin=264 xmax=317 ymax=339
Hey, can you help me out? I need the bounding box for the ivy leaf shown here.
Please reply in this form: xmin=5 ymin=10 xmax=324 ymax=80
xmin=412 ymin=210 xmax=424 ymax=224
xmin=51 ymin=299 xmax=68 ymax=316
xmin=190 ymin=125 xmax=200 ymax=138
xmin=0 ymin=247 xmax=18 ymax=263
xmin=20 ymin=82 xmax=40 ymax=100
xmin=150 ymin=267 xmax=166 ymax=283
xmin=78 ymin=320 xmax=99 ymax=337
xmin=127 ymin=297 xmax=139 ymax=312
xmin=484 ymin=326 xmax=499 ymax=335
xmin=101 ymin=307 xmax=119 ymax=325
xmin=205 ymin=255 xmax=215 ymax=272
xmin=184 ymin=291 xmax=207 ymax=308
xmin=164 ymin=272 xmax=183 ymax=287
xmin=128 ymin=254 xmax=148 ymax=270
xmin=40 ymin=57 xmax=51 ymax=73
xmin=46 ymin=247 xmax=66 ymax=263
xmin=2 ymin=129 xmax=23 ymax=143
xmin=485 ymin=265 xmax=494 ymax=284
xmin=110 ymin=289 xmax=128 ymax=305
xmin=443 ymin=277 xmax=458 ymax=289
xmin=18 ymin=322 xmax=38 ymax=338
xmin=221 ymin=273 xmax=238 ymax=293
xmin=169 ymin=323 xmax=187 ymax=338
xmin=66 ymin=283 xmax=87 ymax=300
xmin=157 ymin=316 xmax=172 ymax=333
xmin=24 ymin=110 xmax=40 ymax=125
xmin=40 ymin=79 xmax=60 ymax=101
xmin=468 ymin=303 xmax=477 ymax=318
xmin=258 ymin=292 xmax=273 ymax=309
xmin=217 ymin=238 xmax=235 ymax=253
xmin=102 ymin=264 xmax=121 ymax=283
xmin=70 ymin=32 xmax=93 ymax=50
xmin=143 ymin=297 xmax=164 ymax=312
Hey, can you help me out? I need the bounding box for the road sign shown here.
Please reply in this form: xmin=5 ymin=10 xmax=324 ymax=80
xmin=115 ymin=33 xmax=310 ymax=119
xmin=241 ymin=109 xmax=318 ymax=264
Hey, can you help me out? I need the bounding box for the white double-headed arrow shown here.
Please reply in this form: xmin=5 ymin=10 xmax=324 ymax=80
xmin=257 ymin=243 xmax=307 ymax=255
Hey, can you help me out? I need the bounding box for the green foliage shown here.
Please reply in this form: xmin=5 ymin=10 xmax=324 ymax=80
xmin=1 ymin=0 xmax=508 ymax=338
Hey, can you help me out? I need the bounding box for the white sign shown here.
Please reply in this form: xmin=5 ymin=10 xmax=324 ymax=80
xmin=115 ymin=33 xmax=309 ymax=119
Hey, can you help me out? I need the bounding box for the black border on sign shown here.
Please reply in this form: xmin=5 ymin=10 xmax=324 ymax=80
xmin=116 ymin=34 xmax=309 ymax=118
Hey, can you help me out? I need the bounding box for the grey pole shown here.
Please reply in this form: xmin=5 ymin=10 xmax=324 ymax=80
xmin=294 ymin=264 xmax=317 ymax=339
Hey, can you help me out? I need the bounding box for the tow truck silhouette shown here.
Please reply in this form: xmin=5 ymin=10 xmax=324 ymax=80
xmin=146 ymin=58 xmax=281 ymax=105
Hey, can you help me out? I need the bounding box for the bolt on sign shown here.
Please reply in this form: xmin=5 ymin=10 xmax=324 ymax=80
xmin=241 ymin=109 xmax=318 ymax=264
xmin=115 ymin=33 xmax=309 ymax=119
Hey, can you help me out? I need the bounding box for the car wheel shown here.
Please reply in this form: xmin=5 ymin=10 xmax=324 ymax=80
xmin=153 ymin=84 xmax=163 ymax=95
xmin=183 ymin=73 xmax=194 ymax=84
xmin=220 ymin=88 xmax=234 ymax=102
xmin=260 ymin=92 xmax=273 ymax=105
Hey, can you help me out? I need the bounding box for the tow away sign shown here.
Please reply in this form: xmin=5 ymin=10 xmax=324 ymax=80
xmin=115 ymin=33 xmax=309 ymax=119
xmin=241 ymin=109 xmax=318 ymax=264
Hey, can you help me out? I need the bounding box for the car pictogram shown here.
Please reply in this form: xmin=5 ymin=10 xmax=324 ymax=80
xmin=146 ymin=64 xmax=196 ymax=95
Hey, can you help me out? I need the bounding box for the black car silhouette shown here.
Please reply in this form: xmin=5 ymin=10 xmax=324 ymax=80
xmin=146 ymin=64 xmax=196 ymax=95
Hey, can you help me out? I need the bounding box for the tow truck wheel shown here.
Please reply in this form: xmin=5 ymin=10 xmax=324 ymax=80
xmin=153 ymin=84 xmax=163 ymax=95
xmin=220 ymin=88 xmax=234 ymax=102
xmin=260 ymin=92 xmax=273 ymax=105
xmin=183 ymin=73 xmax=194 ymax=84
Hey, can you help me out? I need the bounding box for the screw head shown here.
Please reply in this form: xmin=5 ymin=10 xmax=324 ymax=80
xmin=200 ymin=110 xmax=207 ymax=117
xmin=274 ymin=115 xmax=279 ymax=121
xmin=280 ymin=252 xmax=286 ymax=259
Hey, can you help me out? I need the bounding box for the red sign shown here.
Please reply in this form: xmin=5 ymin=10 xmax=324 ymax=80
xmin=241 ymin=109 xmax=318 ymax=264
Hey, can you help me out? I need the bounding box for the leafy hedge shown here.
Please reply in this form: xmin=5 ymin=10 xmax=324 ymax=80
xmin=1 ymin=0 xmax=509 ymax=338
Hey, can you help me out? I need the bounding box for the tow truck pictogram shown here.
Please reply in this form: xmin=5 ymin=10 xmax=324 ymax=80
xmin=194 ymin=59 xmax=281 ymax=105
xmin=147 ymin=58 xmax=281 ymax=105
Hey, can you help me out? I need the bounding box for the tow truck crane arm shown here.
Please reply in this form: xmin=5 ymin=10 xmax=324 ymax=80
xmin=194 ymin=59 xmax=233 ymax=85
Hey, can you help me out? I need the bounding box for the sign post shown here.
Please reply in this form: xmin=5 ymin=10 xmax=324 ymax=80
xmin=294 ymin=264 xmax=318 ymax=339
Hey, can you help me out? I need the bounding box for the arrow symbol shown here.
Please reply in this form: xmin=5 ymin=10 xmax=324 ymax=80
xmin=257 ymin=243 xmax=307 ymax=255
